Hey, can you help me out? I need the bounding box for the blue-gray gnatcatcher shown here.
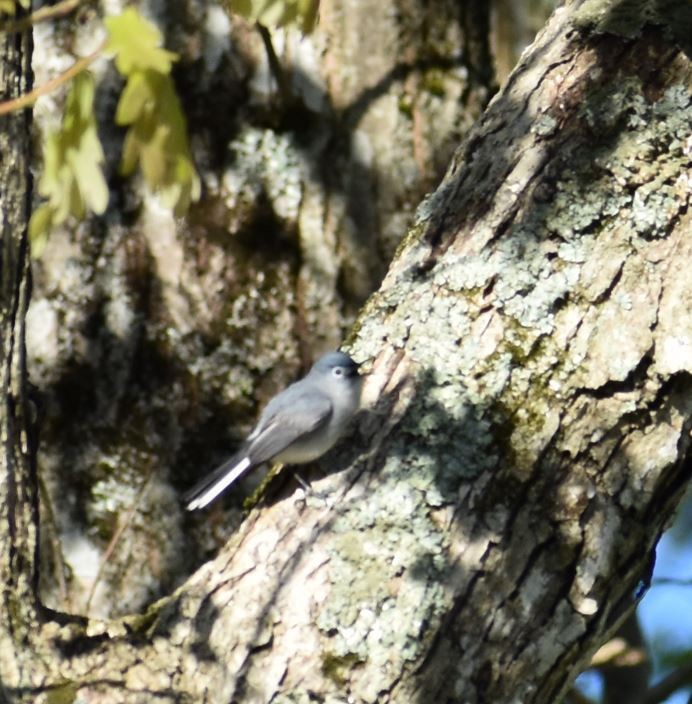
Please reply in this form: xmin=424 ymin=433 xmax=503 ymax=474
xmin=185 ymin=351 xmax=362 ymax=510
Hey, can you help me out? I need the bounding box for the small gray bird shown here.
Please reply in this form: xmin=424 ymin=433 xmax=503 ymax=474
xmin=185 ymin=351 xmax=362 ymax=510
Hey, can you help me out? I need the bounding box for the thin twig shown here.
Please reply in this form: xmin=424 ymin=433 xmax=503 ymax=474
xmin=0 ymin=40 xmax=105 ymax=116
xmin=84 ymin=474 xmax=152 ymax=617
xmin=644 ymin=661 xmax=692 ymax=704
xmin=256 ymin=22 xmax=293 ymax=106
xmin=37 ymin=474 xmax=70 ymax=610
xmin=652 ymin=575 xmax=692 ymax=587
xmin=0 ymin=0 xmax=90 ymax=33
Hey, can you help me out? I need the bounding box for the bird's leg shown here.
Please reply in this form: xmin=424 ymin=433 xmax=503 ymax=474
xmin=293 ymin=467 xmax=335 ymax=508
xmin=293 ymin=471 xmax=312 ymax=493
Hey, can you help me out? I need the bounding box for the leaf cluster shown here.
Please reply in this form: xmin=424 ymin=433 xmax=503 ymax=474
xmin=29 ymin=72 xmax=107 ymax=254
xmin=27 ymin=1 xmax=318 ymax=254
xmin=229 ymin=0 xmax=320 ymax=33
xmin=106 ymin=8 xmax=200 ymax=216
xmin=29 ymin=7 xmax=201 ymax=253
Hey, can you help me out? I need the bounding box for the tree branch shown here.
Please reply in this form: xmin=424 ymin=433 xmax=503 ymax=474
xmin=0 ymin=42 xmax=104 ymax=116
xmin=644 ymin=662 xmax=692 ymax=704
xmin=0 ymin=0 xmax=93 ymax=34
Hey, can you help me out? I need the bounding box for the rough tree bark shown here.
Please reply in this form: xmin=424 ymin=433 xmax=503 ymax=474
xmin=0 ymin=15 xmax=39 ymax=703
xmin=2 ymin=0 xmax=692 ymax=702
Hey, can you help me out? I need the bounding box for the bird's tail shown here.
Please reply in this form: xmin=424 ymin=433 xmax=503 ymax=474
xmin=184 ymin=453 xmax=253 ymax=510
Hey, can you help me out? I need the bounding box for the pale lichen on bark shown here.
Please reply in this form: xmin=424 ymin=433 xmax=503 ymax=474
xmin=344 ymin=4 xmax=692 ymax=700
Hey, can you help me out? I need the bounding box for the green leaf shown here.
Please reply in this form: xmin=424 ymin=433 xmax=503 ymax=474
xmin=115 ymin=68 xmax=200 ymax=215
xmin=296 ymin=0 xmax=319 ymax=32
xmin=28 ymin=205 xmax=54 ymax=257
xmin=0 ymin=0 xmax=29 ymax=13
xmin=229 ymin=0 xmax=252 ymax=19
xmin=256 ymin=0 xmax=292 ymax=26
xmin=33 ymin=71 xmax=109 ymax=245
xmin=228 ymin=0 xmax=320 ymax=31
xmin=70 ymin=127 xmax=109 ymax=214
xmin=105 ymin=8 xmax=178 ymax=76
xmin=115 ymin=71 xmax=151 ymax=124
xmin=120 ymin=129 xmax=140 ymax=177
xmin=140 ymin=123 xmax=170 ymax=185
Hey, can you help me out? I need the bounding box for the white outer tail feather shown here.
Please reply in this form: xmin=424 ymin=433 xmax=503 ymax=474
xmin=185 ymin=457 xmax=252 ymax=511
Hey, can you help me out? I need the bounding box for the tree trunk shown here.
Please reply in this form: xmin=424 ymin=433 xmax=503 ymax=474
xmin=0 ymin=14 xmax=41 ymax=696
xmin=3 ymin=0 xmax=692 ymax=702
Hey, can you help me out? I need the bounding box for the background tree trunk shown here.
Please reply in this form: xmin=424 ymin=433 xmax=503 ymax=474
xmin=0 ymin=13 xmax=41 ymax=696
xmin=2 ymin=0 xmax=692 ymax=702
xmin=27 ymin=0 xmax=498 ymax=616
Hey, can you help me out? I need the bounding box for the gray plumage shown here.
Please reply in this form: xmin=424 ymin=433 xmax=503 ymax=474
xmin=185 ymin=352 xmax=362 ymax=510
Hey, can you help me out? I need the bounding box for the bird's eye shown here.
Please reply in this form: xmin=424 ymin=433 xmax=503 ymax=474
xmin=333 ymin=367 xmax=344 ymax=377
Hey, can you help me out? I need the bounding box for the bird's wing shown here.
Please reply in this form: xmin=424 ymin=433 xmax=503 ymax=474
xmin=185 ymin=391 xmax=332 ymax=511
xmin=247 ymin=390 xmax=333 ymax=465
